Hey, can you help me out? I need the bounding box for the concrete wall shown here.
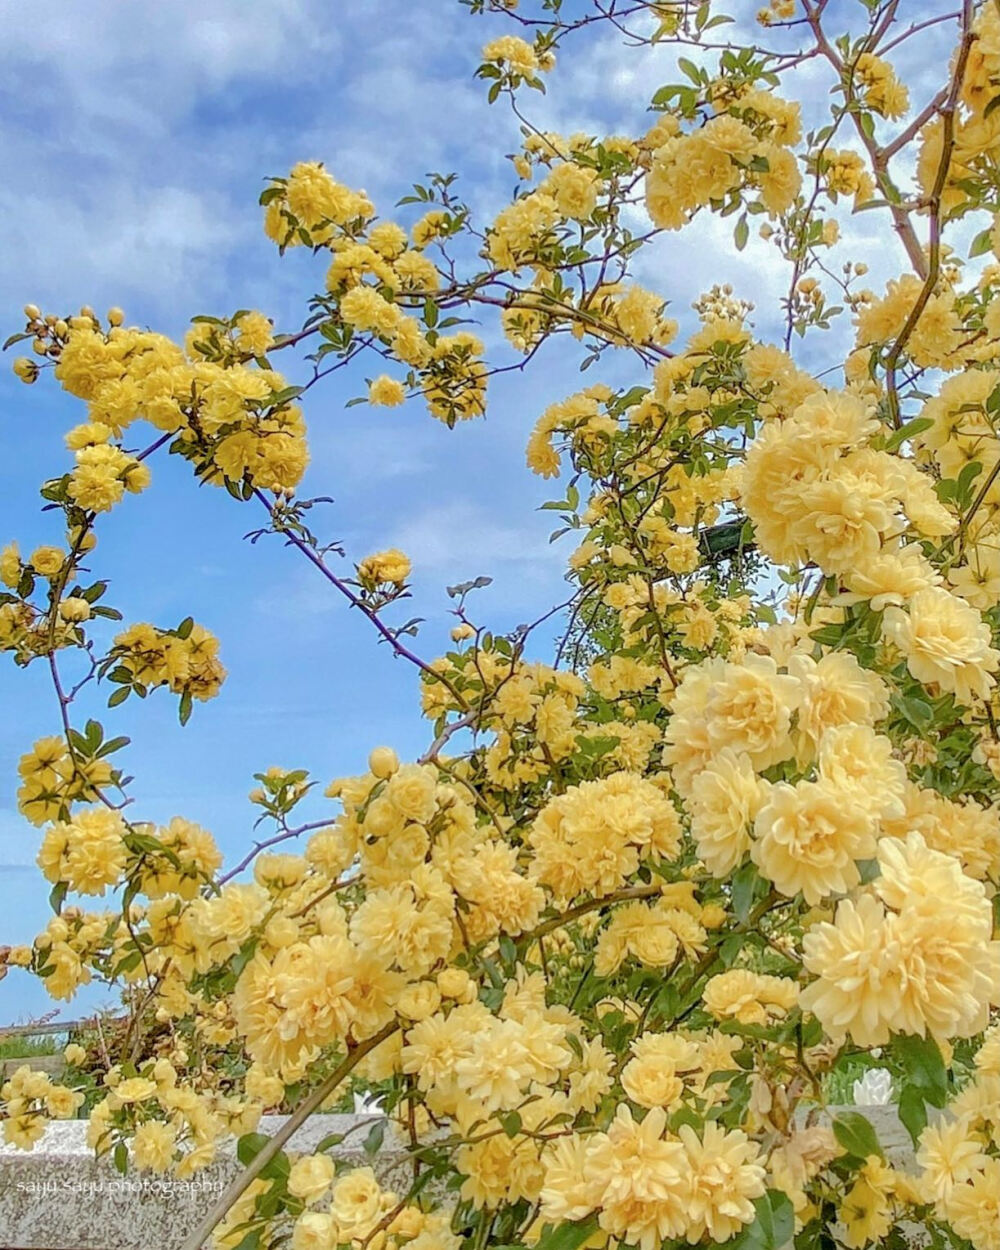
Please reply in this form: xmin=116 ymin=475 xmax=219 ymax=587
xmin=0 ymin=1107 xmax=918 ymax=1250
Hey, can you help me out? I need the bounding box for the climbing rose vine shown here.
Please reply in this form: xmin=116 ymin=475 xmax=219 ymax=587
xmin=4 ymin=2 xmax=1000 ymax=1249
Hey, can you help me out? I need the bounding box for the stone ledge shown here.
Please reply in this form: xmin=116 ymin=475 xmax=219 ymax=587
xmin=0 ymin=1113 xmax=407 ymax=1250
xmin=0 ymin=1106 xmax=918 ymax=1250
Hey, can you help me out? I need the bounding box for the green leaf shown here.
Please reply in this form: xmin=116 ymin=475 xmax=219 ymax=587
xmin=677 ymin=57 xmax=702 ymax=85
xmin=230 ymin=1233 xmax=262 ymax=1250
xmin=49 ymin=881 xmax=68 ymax=914
xmin=362 ymin=1118 xmax=386 ymax=1157
xmin=897 ymin=1034 xmax=948 ymax=1105
xmin=731 ymin=1191 xmax=795 ymax=1250
xmin=269 ymin=385 xmax=304 ymax=406
xmin=898 ymin=1083 xmax=929 ymax=1146
xmin=970 ymin=227 xmax=994 ymax=259
xmin=237 ymin=1132 xmax=270 ymax=1166
xmin=500 ymin=1110 xmax=522 ymax=1138
xmin=734 ymin=214 xmax=749 ymax=252
xmin=833 ymin=1111 xmax=883 ymax=1160
xmin=731 ymin=860 xmax=763 ymax=923
xmin=97 ymin=736 xmax=131 ymax=758
xmin=896 ymin=1034 xmax=948 ymax=1146
xmin=108 ymin=686 xmax=131 ymax=708
xmin=891 ymin=693 xmax=933 ymax=731
xmin=884 ymin=416 xmax=933 ymax=453
xmin=179 ymin=691 xmax=193 ymax=727
xmin=533 ymin=1216 xmax=599 ymax=1250
xmin=175 ymin=616 xmax=194 ymax=640
xmin=113 ymin=1142 xmax=128 ymax=1175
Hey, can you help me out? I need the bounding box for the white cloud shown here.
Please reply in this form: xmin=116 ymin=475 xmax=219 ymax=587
xmin=387 ymin=498 xmax=564 ymax=578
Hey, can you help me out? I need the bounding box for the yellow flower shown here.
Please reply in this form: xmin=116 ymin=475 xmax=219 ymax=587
xmin=330 ymin=1167 xmax=384 ymax=1234
xmin=679 ymin=1121 xmax=767 ymax=1243
xmin=288 ymin=1153 xmax=335 ymax=1204
xmin=384 ymin=762 xmax=437 ymax=823
xmin=883 ymin=586 xmax=999 ymax=705
xmin=916 ymin=1115 xmax=988 ymax=1204
xmin=529 ymin=771 xmax=681 ymax=902
xmin=788 ymin=651 xmax=889 ymax=761
xmin=132 ymin=1120 xmax=177 ymax=1173
xmin=584 ymin=1105 xmax=688 ymax=1249
xmin=233 ymin=311 xmax=274 ymax=356
xmin=368 ymin=375 xmax=406 ymax=406
xmin=621 ymin=1033 xmax=699 ymax=1109
xmin=37 ymin=807 xmax=127 ymax=896
xmin=687 ymin=748 xmax=766 ymax=877
xmin=943 ymin=1157 xmax=1000 ymax=1250
xmin=752 ymin=778 xmax=876 ymax=904
xmin=841 ymin=1157 xmax=895 ymax=1248
xmin=357 ymin=548 xmax=411 ymax=586
xmin=29 ymin=545 xmax=65 ymax=577
xmin=542 ymin=162 xmax=600 ymax=221
xmin=0 ymin=542 xmax=20 ymax=588
xmin=703 ymin=969 xmax=798 ymax=1025
xmin=113 ymin=1077 xmax=158 ymax=1104
xmin=397 ymin=980 xmax=442 ymax=1021
xmin=44 ymin=1085 xmax=83 ymax=1118
xmin=664 ymin=654 xmax=801 ymax=794
xmin=817 ymin=724 xmax=905 ymax=821
xmin=802 ymin=836 xmax=1000 ymax=1045
xmin=291 ymin=1212 xmax=336 ymax=1250
xmin=2 ymin=1111 xmax=47 ymax=1150
xmin=482 ymin=35 xmax=540 ymax=77
xmin=59 ymin=597 xmax=92 ymax=623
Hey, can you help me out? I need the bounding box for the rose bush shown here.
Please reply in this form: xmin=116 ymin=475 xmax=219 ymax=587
xmin=4 ymin=2 xmax=1000 ymax=1248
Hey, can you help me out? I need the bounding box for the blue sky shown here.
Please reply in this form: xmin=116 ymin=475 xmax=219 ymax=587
xmin=0 ymin=0 xmax=956 ymax=1024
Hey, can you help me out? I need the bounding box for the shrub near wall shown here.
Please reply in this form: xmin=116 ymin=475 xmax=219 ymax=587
xmin=4 ymin=3 xmax=1000 ymax=1249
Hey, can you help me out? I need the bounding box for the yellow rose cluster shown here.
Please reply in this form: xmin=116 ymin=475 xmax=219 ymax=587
xmin=646 ymin=94 xmax=802 ymax=230
xmin=110 ymin=621 xmax=226 ymax=704
xmin=6 ymin=7 xmax=1000 ymax=1250
xmin=802 ymin=834 xmax=1000 ymax=1046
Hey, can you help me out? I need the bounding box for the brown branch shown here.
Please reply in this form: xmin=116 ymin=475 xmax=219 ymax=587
xmin=883 ymin=0 xmax=975 ymax=428
xmin=177 ymin=1022 xmax=398 ymax=1250
xmin=802 ymin=0 xmax=929 ymax=279
xmin=252 ymin=489 xmax=470 ymax=711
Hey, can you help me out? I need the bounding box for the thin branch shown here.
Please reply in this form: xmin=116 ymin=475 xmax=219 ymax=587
xmin=252 ymin=489 xmax=470 ymax=711
xmin=883 ymin=0 xmax=975 ymax=428
xmin=177 ymin=1022 xmax=398 ymax=1250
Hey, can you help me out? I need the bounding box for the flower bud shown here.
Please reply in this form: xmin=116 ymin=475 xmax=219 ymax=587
xmin=23 ymin=303 xmax=41 ymax=321
xmin=368 ymin=746 xmax=399 ymax=779
xmin=107 ymin=307 xmax=124 ymax=326
xmin=437 ymin=966 xmax=474 ymax=1000
xmin=59 ymin=597 xmax=92 ymax=623
xmin=12 ymin=357 xmax=38 ymax=383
